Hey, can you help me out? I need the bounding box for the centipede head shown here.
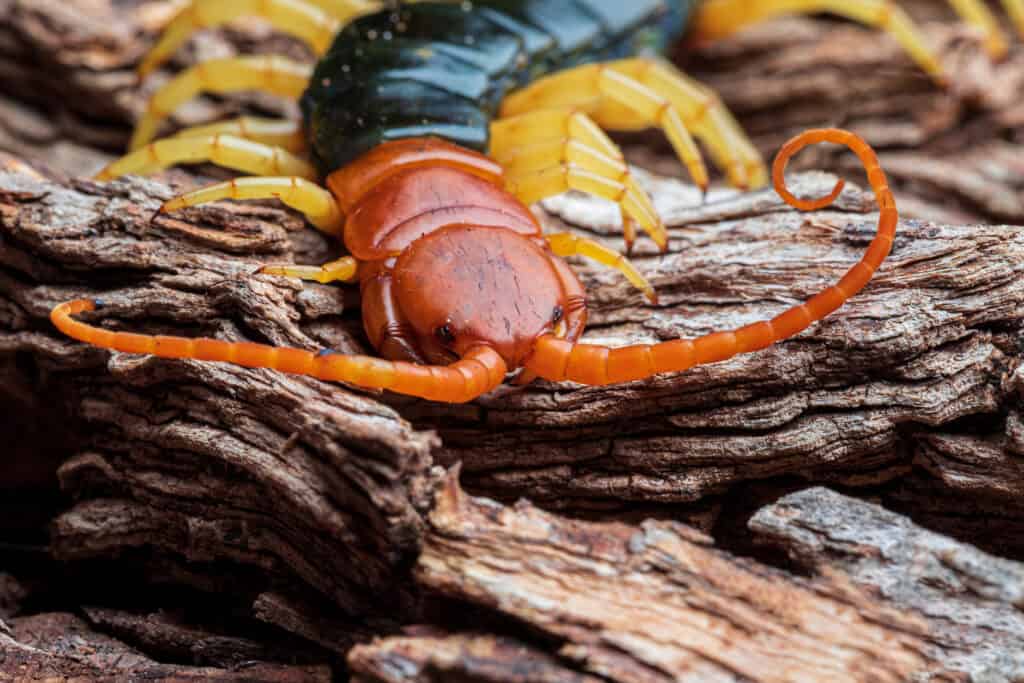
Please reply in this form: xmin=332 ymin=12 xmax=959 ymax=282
xmin=391 ymin=224 xmax=580 ymax=369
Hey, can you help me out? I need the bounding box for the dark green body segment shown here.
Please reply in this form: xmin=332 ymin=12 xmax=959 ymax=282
xmin=301 ymin=0 xmax=696 ymax=174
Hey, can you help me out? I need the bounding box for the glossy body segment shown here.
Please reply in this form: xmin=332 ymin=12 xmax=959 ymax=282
xmin=392 ymin=225 xmax=571 ymax=368
xmin=524 ymin=128 xmax=897 ymax=386
xmin=131 ymin=56 xmax=312 ymax=150
xmin=336 ymin=165 xmax=541 ymax=261
xmin=50 ymin=300 xmax=506 ymax=403
xmin=326 ymin=138 xmax=505 ymax=213
xmin=301 ymin=1 xmax=694 ymax=170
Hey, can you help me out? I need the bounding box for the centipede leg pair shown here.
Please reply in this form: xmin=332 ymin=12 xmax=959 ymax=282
xmin=697 ymin=0 xmax=1024 ymax=65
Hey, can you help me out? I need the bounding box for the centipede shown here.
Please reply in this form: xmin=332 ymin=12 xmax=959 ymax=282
xmin=50 ymin=0 xmax=1021 ymax=403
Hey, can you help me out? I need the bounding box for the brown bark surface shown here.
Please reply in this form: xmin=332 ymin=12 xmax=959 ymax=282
xmin=351 ymin=482 xmax=1024 ymax=682
xmin=2 ymin=0 xmax=1024 ymax=680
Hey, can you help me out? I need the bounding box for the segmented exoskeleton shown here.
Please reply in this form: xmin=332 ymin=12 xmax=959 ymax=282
xmin=52 ymin=1 xmax=1021 ymax=402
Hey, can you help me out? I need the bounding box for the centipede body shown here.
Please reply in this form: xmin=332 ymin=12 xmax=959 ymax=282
xmin=57 ymin=0 xmax=989 ymax=401
xmin=302 ymin=1 xmax=695 ymax=169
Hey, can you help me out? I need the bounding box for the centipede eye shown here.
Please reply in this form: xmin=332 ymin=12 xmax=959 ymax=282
xmin=435 ymin=323 xmax=456 ymax=345
xmin=552 ymin=305 xmax=564 ymax=324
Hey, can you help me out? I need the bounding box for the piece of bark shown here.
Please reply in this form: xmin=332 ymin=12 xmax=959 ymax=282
xmin=355 ymin=474 xmax=948 ymax=683
xmin=1 ymin=611 xmax=330 ymax=681
xmin=750 ymin=486 xmax=1024 ymax=681
xmin=349 ymin=631 xmax=604 ymax=683
xmin=0 ymin=154 xmax=437 ymax=649
xmin=350 ymin=481 xmax=1024 ymax=682
xmin=874 ymin=423 xmax=1024 ymax=560
xmin=80 ymin=605 xmax=330 ymax=669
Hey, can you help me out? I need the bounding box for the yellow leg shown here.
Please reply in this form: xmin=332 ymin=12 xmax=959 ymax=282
xmin=505 ymin=162 xmax=668 ymax=255
xmin=172 ymin=117 xmax=306 ymax=154
xmin=501 ymin=62 xmax=711 ymax=191
xmin=500 ymin=59 xmax=766 ymax=190
xmin=95 ymin=134 xmax=317 ymax=181
xmin=131 ymin=55 xmax=313 ymax=151
xmin=302 ymin=0 xmax=381 ymax=20
xmin=1003 ymin=0 xmax=1024 ymax=37
xmin=947 ymin=0 xmax=1010 ymax=58
xmin=491 ymin=108 xmax=665 ymax=252
xmin=607 ymin=58 xmax=768 ymax=189
xmin=546 ymin=233 xmax=657 ymax=304
xmin=692 ymin=0 xmax=948 ymax=86
xmin=161 ymin=177 xmax=343 ymax=236
xmin=258 ymin=256 xmax=358 ymax=283
xmin=137 ymin=0 xmax=340 ymax=79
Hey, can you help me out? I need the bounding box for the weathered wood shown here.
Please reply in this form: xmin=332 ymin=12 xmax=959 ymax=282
xmin=750 ymin=487 xmax=1024 ymax=681
xmin=348 ymin=483 xmax=1024 ymax=682
xmin=0 ymin=154 xmax=437 ymax=652
xmin=1 ymin=611 xmax=330 ymax=681
xmin=352 ymin=477 xmax=960 ymax=682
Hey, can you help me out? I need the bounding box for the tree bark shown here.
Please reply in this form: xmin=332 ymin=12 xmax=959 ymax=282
xmin=3 ymin=0 xmax=1024 ymax=679
xmin=350 ymin=480 xmax=1024 ymax=682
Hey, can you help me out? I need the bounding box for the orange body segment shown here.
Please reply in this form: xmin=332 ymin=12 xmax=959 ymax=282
xmin=327 ymin=138 xmax=505 ymax=213
xmin=340 ymin=166 xmax=541 ymax=260
xmin=524 ymin=128 xmax=897 ymax=386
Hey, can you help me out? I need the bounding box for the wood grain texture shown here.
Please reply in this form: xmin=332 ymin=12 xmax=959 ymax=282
xmin=2 ymin=1 xmax=1024 ymax=679
xmin=0 ymin=154 xmax=437 ymax=650
xmin=1 ymin=611 xmax=330 ymax=681
xmin=348 ymin=481 xmax=1024 ymax=682
xmin=751 ymin=487 xmax=1024 ymax=681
